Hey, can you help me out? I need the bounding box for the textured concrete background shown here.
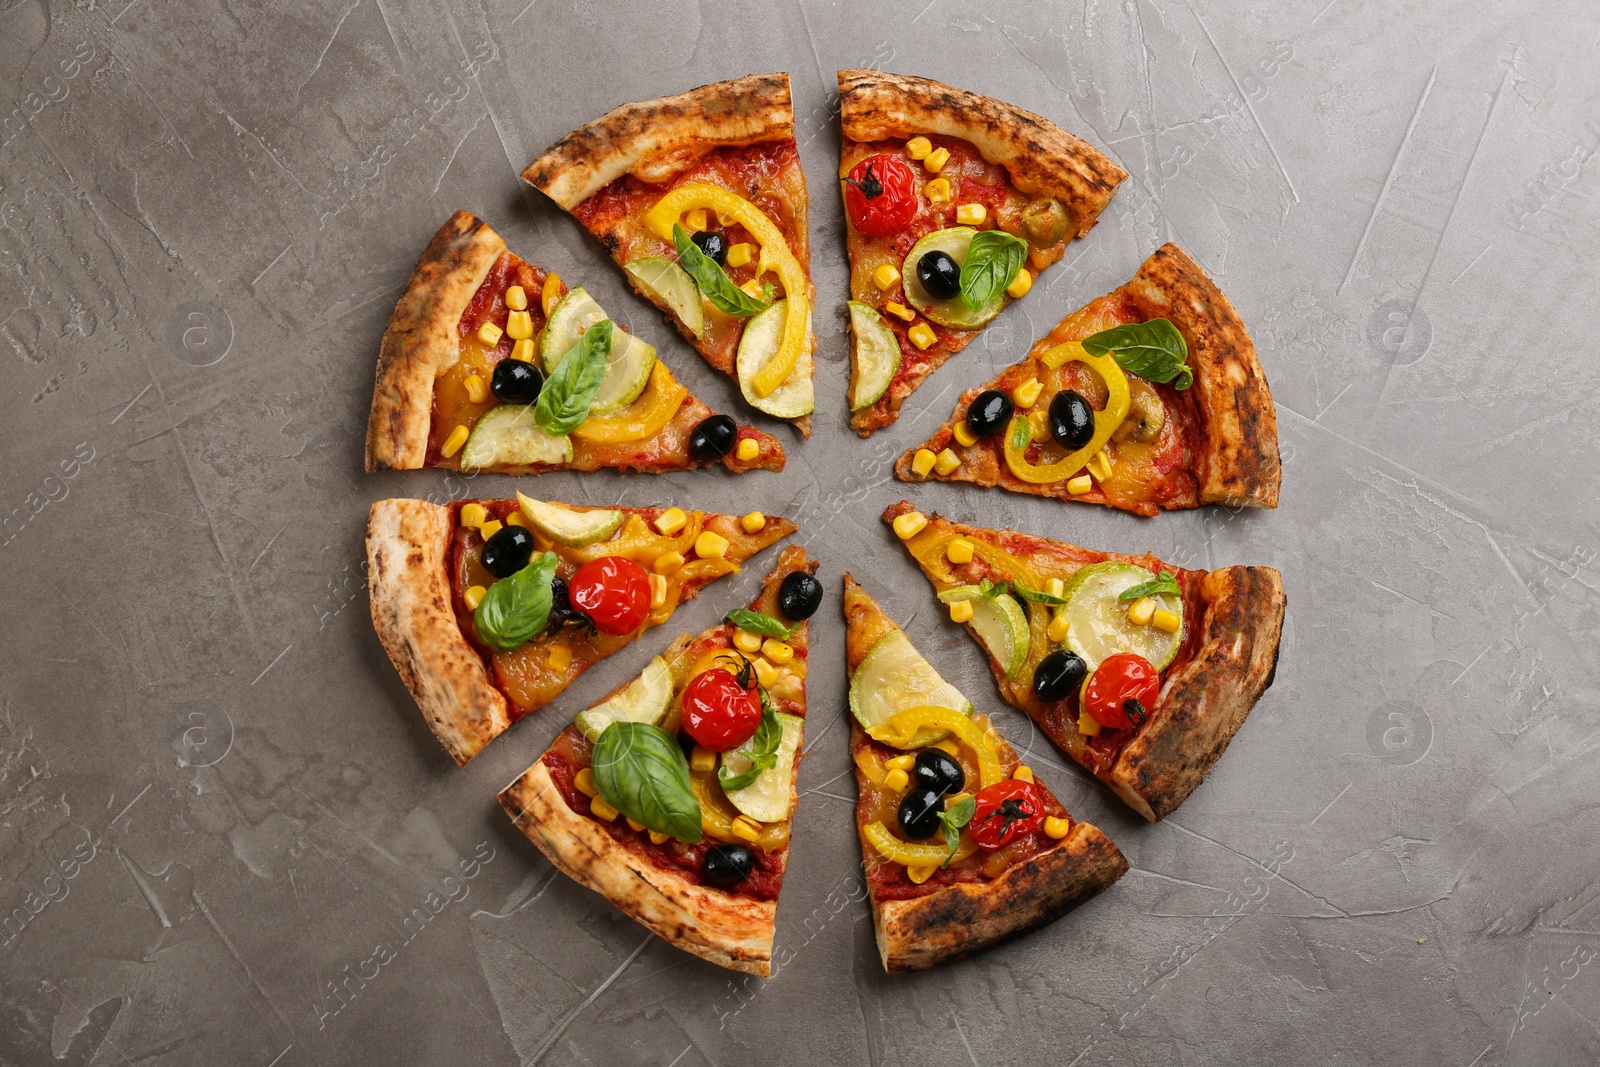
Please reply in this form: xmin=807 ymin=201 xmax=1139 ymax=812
xmin=3 ymin=0 xmax=1598 ymax=1064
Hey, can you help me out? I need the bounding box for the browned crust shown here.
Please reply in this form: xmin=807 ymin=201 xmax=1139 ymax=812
xmin=522 ymin=74 xmax=794 ymax=209
xmin=367 ymin=212 xmax=504 ymax=472
xmin=365 ymin=499 xmax=509 ymax=766
xmin=871 ymin=821 xmax=1128 ymax=972
xmin=838 ymin=69 xmax=1126 ymax=238
xmin=1123 ymin=244 xmax=1280 ymax=508
xmin=1108 ymin=565 xmax=1286 ymax=821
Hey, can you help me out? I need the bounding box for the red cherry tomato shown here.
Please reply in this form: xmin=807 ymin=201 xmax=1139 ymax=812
xmin=1084 ymin=653 xmax=1161 ymax=730
xmin=969 ymin=779 xmax=1045 ymax=851
xmin=841 ymin=154 xmax=918 ymax=237
xmin=681 ymin=667 xmax=762 ymax=752
xmin=568 ymin=556 xmax=650 ymax=636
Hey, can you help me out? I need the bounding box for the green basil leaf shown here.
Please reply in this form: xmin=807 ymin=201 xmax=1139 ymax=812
xmin=725 ymin=608 xmax=796 ymax=640
xmin=716 ymin=698 xmax=783 ymax=791
xmin=1080 ymin=318 xmax=1194 ymax=390
xmin=674 ymin=224 xmax=768 ymax=317
xmin=937 ymin=794 xmax=976 ymax=868
xmin=1117 ymin=569 xmax=1182 ymax=602
xmin=978 ymin=579 xmax=1009 ymax=600
xmin=958 ymin=229 xmax=1028 ymax=310
xmin=591 ymin=721 xmax=703 ymax=843
xmin=1010 ymin=417 xmax=1032 ymax=452
xmin=473 ymin=551 xmax=558 ymax=652
xmin=535 ymin=319 xmax=612 ymax=434
xmin=1012 ymin=580 xmax=1067 ymax=607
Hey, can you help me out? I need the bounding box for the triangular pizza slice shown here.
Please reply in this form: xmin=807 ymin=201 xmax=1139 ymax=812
xmin=837 ymin=69 xmax=1126 ymax=435
xmin=523 ymin=74 xmax=815 ymax=435
xmin=366 ymin=495 xmax=794 ymax=766
xmin=895 ymin=243 xmax=1280 ymax=515
xmin=883 ymin=501 xmax=1285 ymax=821
xmin=500 ymin=546 xmax=818 ymax=976
xmin=366 ymin=210 xmax=784 ymax=474
xmin=843 ymin=574 xmax=1127 ymax=972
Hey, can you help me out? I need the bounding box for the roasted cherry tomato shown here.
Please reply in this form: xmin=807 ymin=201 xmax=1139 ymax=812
xmin=681 ymin=666 xmax=762 ymax=752
xmin=969 ymin=779 xmax=1045 ymax=851
xmin=568 ymin=556 xmax=651 ymax=636
xmin=841 ymin=154 xmax=918 ymax=237
xmin=1083 ymin=652 xmax=1161 ymax=730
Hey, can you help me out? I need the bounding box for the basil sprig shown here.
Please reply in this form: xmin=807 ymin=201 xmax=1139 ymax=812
xmin=673 ymin=223 xmax=768 ymax=317
xmin=937 ymin=794 xmax=976 ymax=867
xmin=1081 ymin=318 xmax=1193 ymax=390
xmin=473 ymin=551 xmax=558 ymax=652
xmin=535 ymin=319 xmax=612 ymax=435
xmin=1010 ymin=417 xmax=1032 ymax=452
xmin=717 ymin=695 xmax=783 ymax=792
xmin=591 ymin=721 xmax=703 ymax=843
xmin=1117 ymin=569 xmax=1182 ymax=602
xmin=726 ymin=608 xmax=797 ymax=640
xmin=1012 ymin=580 xmax=1067 ymax=607
xmin=977 ymin=578 xmax=1007 ymax=600
xmin=959 ymin=229 xmax=1028 ymax=310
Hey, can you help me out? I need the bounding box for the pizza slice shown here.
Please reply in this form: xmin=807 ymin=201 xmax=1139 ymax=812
xmin=499 ymin=546 xmax=818 ymax=976
xmin=837 ymin=69 xmax=1126 ymax=435
xmin=366 ymin=210 xmax=784 ymax=474
xmin=523 ymin=74 xmax=815 ymax=435
xmin=843 ymin=574 xmax=1127 ymax=972
xmin=883 ymin=501 xmax=1285 ymax=821
xmin=366 ymin=495 xmax=794 ymax=766
xmin=895 ymin=243 xmax=1279 ymax=515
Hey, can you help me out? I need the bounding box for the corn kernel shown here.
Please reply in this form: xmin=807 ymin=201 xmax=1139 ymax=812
xmin=735 ymin=511 xmax=765 ymax=534
xmin=464 ymin=373 xmax=487 ymax=404
xmin=1028 ymin=409 xmax=1050 ymax=441
xmin=1044 ymin=815 xmax=1071 ymax=839
xmin=626 ymin=817 xmax=645 ymax=832
xmin=649 ymin=830 xmax=671 ymax=845
xmin=464 ymin=584 xmax=487 ymax=611
xmin=460 ymin=502 xmax=488 ymax=528
xmin=906 ymin=136 xmax=933 ymax=160
xmin=892 ymin=511 xmax=927 ymax=540
xmin=735 ymin=439 xmax=760 ymax=463
xmin=717 ymin=210 xmax=736 ymax=227
xmin=478 ymin=519 xmax=503 ymax=542
xmin=908 ymin=321 xmax=937 ymax=350
xmin=955 ymin=202 xmax=987 ymax=225
xmin=907 ymin=863 xmax=937 ymax=884
xmin=1047 ymin=612 xmax=1071 ymax=644
xmin=690 ymin=746 xmax=717 ymax=773
xmin=1067 ymin=474 xmax=1093 ymax=495
xmin=730 ymin=815 xmax=762 ymax=842
xmin=772 ymin=673 xmax=804 ymax=701
xmin=925 ymin=449 xmax=958 ymax=477
xmin=1007 ymin=268 xmax=1033 ymax=299
xmin=476 ymin=322 xmax=503 ymax=347
xmin=649 ymin=573 xmax=668 ymax=609
xmin=654 ymin=507 xmax=687 ymax=536
xmin=884 ymin=768 xmax=910 ymax=792
xmin=1046 ymin=577 xmax=1065 ymax=598
xmin=1012 ymin=765 xmax=1034 ymax=783
xmin=541 ymin=273 xmax=564 ymax=316
xmin=694 ymin=530 xmax=729 ymax=559
xmin=441 ymin=424 xmax=470 ymax=458
xmin=1087 ymin=449 xmax=1114 ymax=481
xmin=505 ymin=310 xmax=533 ymax=340
xmin=933 ymin=739 xmax=961 ymax=758
xmin=1152 ymin=608 xmax=1182 ymax=634
xmin=506 ymin=513 xmax=525 ymax=527
xmin=547 ymin=645 xmax=572 ymax=672
xmin=684 ymin=208 xmax=708 ymax=232
xmin=1078 ymin=707 xmax=1102 ymax=736
xmin=872 ymin=263 xmax=901 ymax=291
xmin=1126 ymin=597 xmax=1156 ymax=626
xmin=589 ymin=796 xmax=620 ymax=822
xmin=923 ymin=177 xmax=952 ymax=204
xmin=953 ymin=422 xmax=978 ymax=448
xmin=884 ymin=300 xmax=916 ymax=322
xmin=911 ymin=448 xmax=938 ymax=476
xmin=510 ymin=337 xmax=536 ymax=362
xmin=726 ymin=242 xmax=754 ymax=268
xmin=949 ymin=599 xmax=974 ymax=624
xmin=733 ymin=629 xmax=763 ymax=654
xmin=504 ymin=284 xmax=528 ymax=311
xmin=753 ymin=657 xmax=779 ymax=689
xmin=653 ymin=551 xmax=685 ymax=575
xmin=924 ymin=146 xmax=950 ymax=173
xmin=884 ymin=755 xmax=916 ymax=772
xmin=1012 ymin=377 xmax=1043 ymax=409
xmin=762 ymin=639 xmax=794 ymax=665
xmin=574 ymin=767 xmax=598 ymax=797
xmin=740 ymin=277 xmax=765 ymax=299
xmin=946 ymin=538 xmax=975 ymax=565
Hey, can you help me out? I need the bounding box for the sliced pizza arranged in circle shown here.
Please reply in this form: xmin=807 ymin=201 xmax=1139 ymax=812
xmin=836 ymin=69 xmax=1126 ymax=435
xmin=366 ymin=495 xmax=793 ymax=766
xmin=500 ymin=546 xmax=819 ymax=976
xmin=523 ymin=74 xmax=816 ymax=435
xmin=895 ymin=243 xmax=1280 ymax=515
xmin=884 ymin=501 xmax=1285 ymax=821
xmin=366 ymin=210 xmax=784 ymax=475
xmin=843 ymin=574 xmax=1127 ymax=972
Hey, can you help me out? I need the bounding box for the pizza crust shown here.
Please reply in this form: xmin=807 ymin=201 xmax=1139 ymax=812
xmin=871 ymin=822 xmax=1128 ymax=973
xmin=522 ymin=73 xmax=794 ymax=209
xmin=365 ymin=499 xmax=509 ymax=766
xmin=1108 ymin=565 xmax=1286 ymax=821
xmin=838 ymin=69 xmax=1126 ymax=238
xmin=367 ymin=211 xmax=504 ymax=472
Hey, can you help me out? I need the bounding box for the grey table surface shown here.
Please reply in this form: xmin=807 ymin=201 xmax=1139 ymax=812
xmin=3 ymin=0 xmax=1598 ymax=1064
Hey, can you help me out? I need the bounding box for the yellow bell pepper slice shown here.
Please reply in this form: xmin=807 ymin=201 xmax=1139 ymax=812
xmin=643 ymin=183 xmax=809 ymax=398
xmin=866 ymin=706 xmax=1004 ymax=789
xmin=854 ymin=747 xmax=891 ymax=788
xmin=692 ymin=771 xmax=789 ymax=851
xmin=862 ymin=821 xmax=978 ymax=867
xmin=571 ymin=361 xmax=688 ymax=443
xmin=1004 ymin=344 xmax=1130 ymax=484
xmin=906 ymin=529 xmax=1041 ymax=589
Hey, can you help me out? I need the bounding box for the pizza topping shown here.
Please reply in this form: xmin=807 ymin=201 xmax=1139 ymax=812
xmin=721 ymin=710 xmax=802 ymax=822
xmin=1083 ymin=653 xmax=1160 ymax=730
xmin=1021 ymin=196 xmax=1071 ymax=246
xmin=897 ymin=786 xmax=945 ymax=839
xmin=1059 ymin=561 xmax=1183 ymax=672
xmin=1003 ymin=343 xmax=1129 ymax=484
xmin=690 ymin=230 xmax=728 ymax=266
xmin=901 ymin=228 xmax=1010 ymax=329
xmin=568 ymin=556 xmax=651 ymax=636
xmin=481 ymin=524 xmax=536 ymax=579
xmin=1082 ymin=318 xmax=1194 ymax=390
xmin=572 ymin=655 xmax=674 ymax=742
xmin=473 ymin=550 xmax=559 ymax=652
xmin=687 ymin=414 xmax=737 ymax=461
xmin=868 ymin=707 xmax=1003 ymax=789
xmin=1049 ymin=390 xmax=1096 ymax=451
xmin=913 ymin=748 xmax=965 ymax=796
xmin=776 ymin=572 xmax=823 ymax=621
xmin=1112 ymin=379 xmax=1167 ymax=444
xmin=682 ymin=665 xmax=763 ymax=752
xmin=514 ymin=495 xmax=624 ymax=548
xmin=735 ymin=299 xmax=816 ymax=418
xmin=916 ymin=249 xmax=962 ymax=300
xmin=958 ymin=229 xmax=1029 ymax=310
xmin=622 ymin=257 xmax=705 ymax=339
xmin=965 ymin=389 xmax=1014 ymax=437
xmin=569 ymin=362 xmax=690 ymax=445
xmin=490 ymin=359 xmax=543 ymax=404
xmin=702 ymin=843 xmax=754 ymax=886
xmin=849 ymin=631 xmax=972 ymax=744
xmin=673 ymin=224 xmax=769 ymax=318
xmin=590 ymin=720 xmax=703 ymax=843
xmin=936 ymin=584 xmax=1029 ymax=679
xmin=842 ymin=154 xmax=917 ymax=237
xmin=970 ymin=779 xmax=1044 ymax=851
xmin=847 ymin=301 xmax=902 ymax=413
xmin=1032 ymin=649 xmax=1088 ymax=703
